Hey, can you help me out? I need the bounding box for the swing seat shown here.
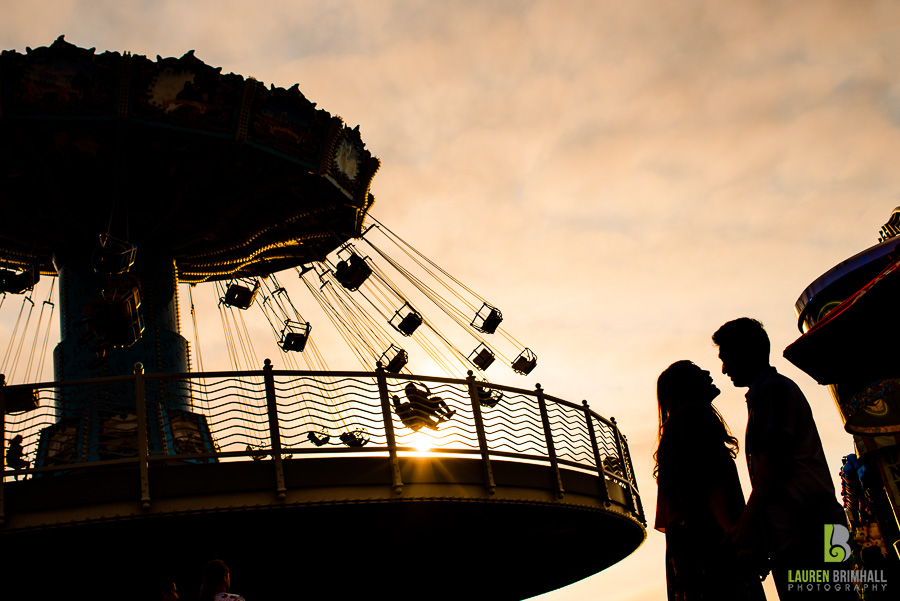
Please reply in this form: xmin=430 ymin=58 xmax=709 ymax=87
xmin=470 ymin=345 xmax=495 ymax=370
xmin=471 ymin=303 xmax=503 ymax=334
xmin=334 ymin=254 xmax=372 ymax=290
xmin=339 ymin=429 xmax=369 ymax=447
xmin=281 ymin=332 xmax=309 ymax=352
xmin=477 ymin=386 xmax=503 ymax=408
xmin=392 ymin=396 xmax=426 ymax=431
xmin=307 ymin=430 xmax=330 ymax=446
xmin=385 ymin=350 xmax=408 ymax=373
xmin=108 ymin=312 xmax=144 ymax=348
xmin=389 ymin=303 xmax=423 ymax=337
xmin=380 ymin=345 xmax=408 ymax=373
xmin=395 ymin=311 xmax=422 ymax=336
xmin=105 ymin=284 xmax=144 ymax=348
xmin=91 ymin=235 xmax=137 ymax=275
xmin=83 ymin=283 xmax=145 ymax=349
xmin=279 ymin=320 xmax=310 ymax=352
xmin=246 ymin=444 xmax=267 ymax=461
xmin=511 ymin=349 xmax=537 ymax=375
xmin=223 ymin=279 xmax=259 ymax=309
xmin=0 ymin=266 xmax=39 ymax=294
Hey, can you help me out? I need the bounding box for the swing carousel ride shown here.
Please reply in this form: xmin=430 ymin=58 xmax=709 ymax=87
xmin=0 ymin=38 xmax=644 ymax=600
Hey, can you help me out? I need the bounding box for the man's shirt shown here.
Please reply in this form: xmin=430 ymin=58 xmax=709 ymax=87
xmin=745 ymin=366 xmax=844 ymax=556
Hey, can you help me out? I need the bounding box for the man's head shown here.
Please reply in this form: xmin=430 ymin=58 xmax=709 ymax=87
xmin=712 ymin=317 xmax=770 ymax=387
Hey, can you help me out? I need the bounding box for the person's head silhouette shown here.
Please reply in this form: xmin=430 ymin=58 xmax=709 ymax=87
xmin=656 ymin=360 xmax=720 ymax=417
xmin=712 ymin=317 xmax=770 ymax=388
xmin=653 ymin=360 xmax=737 ymax=480
xmin=200 ymin=560 xmax=233 ymax=601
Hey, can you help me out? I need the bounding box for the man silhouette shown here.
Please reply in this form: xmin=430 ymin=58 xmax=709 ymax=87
xmin=713 ymin=318 xmax=848 ymax=598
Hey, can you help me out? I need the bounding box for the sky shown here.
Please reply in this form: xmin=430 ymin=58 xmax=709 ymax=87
xmin=3 ymin=1 xmax=900 ymax=599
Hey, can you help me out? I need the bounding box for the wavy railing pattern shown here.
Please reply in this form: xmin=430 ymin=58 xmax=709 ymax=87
xmin=1 ymin=362 xmax=644 ymax=524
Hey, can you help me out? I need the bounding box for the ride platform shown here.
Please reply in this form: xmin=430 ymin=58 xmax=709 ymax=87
xmin=1 ymin=363 xmax=645 ymax=600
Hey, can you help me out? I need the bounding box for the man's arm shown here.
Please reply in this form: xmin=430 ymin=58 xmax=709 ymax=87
xmin=732 ymin=450 xmax=778 ymax=548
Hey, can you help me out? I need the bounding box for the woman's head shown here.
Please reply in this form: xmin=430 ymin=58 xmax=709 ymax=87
xmin=200 ymin=560 xmax=230 ymax=600
xmin=654 ymin=360 xmax=735 ymax=479
xmin=656 ymin=360 xmax=719 ymax=419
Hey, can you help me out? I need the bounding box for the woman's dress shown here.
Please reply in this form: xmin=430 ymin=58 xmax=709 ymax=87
xmin=655 ymin=404 xmax=766 ymax=601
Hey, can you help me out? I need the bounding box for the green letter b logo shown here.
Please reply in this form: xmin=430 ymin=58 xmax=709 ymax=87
xmin=824 ymin=524 xmax=851 ymax=562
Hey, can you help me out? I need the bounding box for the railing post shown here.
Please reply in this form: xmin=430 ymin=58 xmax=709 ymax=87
xmin=582 ymin=400 xmax=610 ymax=504
xmin=535 ymin=384 xmax=565 ymax=499
xmin=263 ymin=359 xmax=287 ymax=500
xmin=134 ymin=363 xmax=151 ymax=509
xmin=375 ymin=363 xmax=403 ymax=495
xmin=465 ymin=372 xmax=495 ymax=494
xmin=612 ymin=417 xmax=641 ymax=520
xmin=623 ymin=433 xmax=646 ymax=525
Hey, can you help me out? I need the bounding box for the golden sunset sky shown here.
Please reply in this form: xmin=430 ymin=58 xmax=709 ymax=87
xmin=4 ymin=1 xmax=900 ymax=599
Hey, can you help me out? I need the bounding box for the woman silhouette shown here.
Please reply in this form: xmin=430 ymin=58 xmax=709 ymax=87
xmin=654 ymin=360 xmax=766 ymax=601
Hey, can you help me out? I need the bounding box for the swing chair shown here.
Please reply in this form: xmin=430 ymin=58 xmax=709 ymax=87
xmin=222 ymin=278 xmax=260 ymax=310
xmin=389 ymin=302 xmax=423 ymax=336
xmin=471 ymin=302 xmax=503 ymax=334
xmin=279 ymin=319 xmax=310 ymax=352
xmin=339 ymin=428 xmax=369 ymax=447
xmin=402 ymin=382 xmax=456 ymax=425
xmin=392 ymin=393 xmax=438 ymax=431
xmin=81 ymin=276 xmax=145 ymax=352
xmin=477 ymin=384 xmax=503 ymax=408
xmin=102 ymin=278 xmax=144 ymax=348
xmin=511 ymin=348 xmax=537 ymax=375
xmin=307 ymin=429 xmax=330 ymax=447
xmin=379 ymin=344 xmax=408 ymax=373
xmin=0 ymin=264 xmax=39 ymax=294
xmin=469 ymin=343 xmax=496 ymax=371
xmin=334 ymin=251 xmax=372 ymax=291
xmin=91 ymin=234 xmax=137 ymax=275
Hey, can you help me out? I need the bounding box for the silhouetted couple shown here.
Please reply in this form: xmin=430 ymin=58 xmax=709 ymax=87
xmin=655 ymin=318 xmax=849 ymax=600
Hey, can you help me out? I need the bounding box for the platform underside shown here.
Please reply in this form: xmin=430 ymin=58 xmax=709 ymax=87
xmin=2 ymin=456 xmax=645 ymax=600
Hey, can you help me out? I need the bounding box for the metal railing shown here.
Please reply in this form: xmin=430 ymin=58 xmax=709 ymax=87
xmin=1 ymin=361 xmax=644 ymax=524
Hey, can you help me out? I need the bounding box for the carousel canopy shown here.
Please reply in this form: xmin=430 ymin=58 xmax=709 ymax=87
xmin=0 ymin=36 xmax=379 ymax=283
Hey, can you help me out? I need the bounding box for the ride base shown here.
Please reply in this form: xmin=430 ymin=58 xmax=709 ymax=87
xmin=1 ymin=363 xmax=645 ymax=600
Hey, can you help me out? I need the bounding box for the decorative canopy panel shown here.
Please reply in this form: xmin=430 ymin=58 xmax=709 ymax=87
xmin=0 ymin=36 xmax=379 ymax=282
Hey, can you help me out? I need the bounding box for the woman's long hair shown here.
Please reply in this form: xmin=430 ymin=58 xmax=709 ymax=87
xmin=199 ymin=559 xmax=229 ymax=601
xmin=652 ymin=360 xmax=738 ymax=479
